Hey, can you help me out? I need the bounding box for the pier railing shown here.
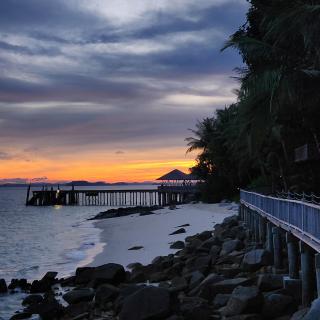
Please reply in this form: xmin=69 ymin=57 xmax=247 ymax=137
xmin=240 ymin=189 xmax=320 ymax=249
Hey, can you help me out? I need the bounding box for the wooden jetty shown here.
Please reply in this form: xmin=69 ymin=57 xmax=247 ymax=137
xmin=26 ymin=169 xmax=201 ymax=207
xmin=240 ymin=189 xmax=320 ymax=306
xmin=25 ymin=185 xmax=199 ymax=207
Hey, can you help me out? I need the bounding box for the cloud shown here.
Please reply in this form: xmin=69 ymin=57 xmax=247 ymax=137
xmin=0 ymin=151 xmax=12 ymax=160
xmin=0 ymin=0 xmax=248 ymax=170
xmin=115 ymin=151 xmax=125 ymax=154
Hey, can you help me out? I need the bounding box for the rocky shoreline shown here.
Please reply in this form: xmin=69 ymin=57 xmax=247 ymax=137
xmin=1 ymin=212 xmax=319 ymax=320
xmin=89 ymin=205 xmax=163 ymax=220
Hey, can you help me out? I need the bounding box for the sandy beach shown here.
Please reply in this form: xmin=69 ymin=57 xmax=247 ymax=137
xmin=87 ymin=202 xmax=238 ymax=269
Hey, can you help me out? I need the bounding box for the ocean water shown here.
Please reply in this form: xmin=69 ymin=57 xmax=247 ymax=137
xmin=0 ymin=184 xmax=156 ymax=319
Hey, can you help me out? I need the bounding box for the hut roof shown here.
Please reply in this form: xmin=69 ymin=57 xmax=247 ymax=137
xmin=156 ymin=169 xmax=189 ymax=181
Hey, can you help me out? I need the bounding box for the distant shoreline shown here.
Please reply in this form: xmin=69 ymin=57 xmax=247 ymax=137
xmin=0 ymin=182 xmax=158 ymax=188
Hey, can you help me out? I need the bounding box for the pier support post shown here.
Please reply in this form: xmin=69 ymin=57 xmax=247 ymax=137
xmin=286 ymin=232 xmax=299 ymax=279
xmin=266 ymin=222 xmax=274 ymax=260
xmin=300 ymin=242 xmax=315 ymax=306
xmin=272 ymin=227 xmax=282 ymax=269
xmin=254 ymin=213 xmax=260 ymax=242
xmin=259 ymin=217 xmax=266 ymax=243
xmin=315 ymin=254 xmax=320 ymax=298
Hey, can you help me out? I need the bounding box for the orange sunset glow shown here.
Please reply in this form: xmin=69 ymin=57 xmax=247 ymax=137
xmin=1 ymin=147 xmax=196 ymax=183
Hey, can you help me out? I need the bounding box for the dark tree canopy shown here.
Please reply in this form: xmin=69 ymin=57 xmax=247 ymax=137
xmin=187 ymin=0 xmax=320 ymax=202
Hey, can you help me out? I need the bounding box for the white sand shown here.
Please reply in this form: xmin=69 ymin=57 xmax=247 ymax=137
xmin=87 ymin=203 xmax=238 ymax=268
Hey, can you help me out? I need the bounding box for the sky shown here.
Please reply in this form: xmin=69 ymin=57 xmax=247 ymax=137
xmin=0 ymin=0 xmax=248 ymax=183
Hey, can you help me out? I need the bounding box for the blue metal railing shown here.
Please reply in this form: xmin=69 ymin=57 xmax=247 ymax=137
xmin=240 ymin=189 xmax=320 ymax=244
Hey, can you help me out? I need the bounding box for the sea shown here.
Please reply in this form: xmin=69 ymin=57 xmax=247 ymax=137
xmin=0 ymin=184 xmax=156 ymax=319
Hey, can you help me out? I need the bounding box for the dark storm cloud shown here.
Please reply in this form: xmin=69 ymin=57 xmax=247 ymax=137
xmin=0 ymin=0 xmax=248 ymax=155
xmin=0 ymin=0 xmax=104 ymax=31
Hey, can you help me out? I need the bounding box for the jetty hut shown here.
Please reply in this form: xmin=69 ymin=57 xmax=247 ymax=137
xmin=156 ymin=169 xmax=200 ymax=205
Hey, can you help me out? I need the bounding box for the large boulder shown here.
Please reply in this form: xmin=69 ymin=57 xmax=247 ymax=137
xmin=302 ymin=298 xmax=320 ymax=320
xmin=119 ymin=286 xmax=171 ymax=320
xmin=179 ymin=296 xmax=211 ymax=320
xmin=257 ymin=274 xmax=284 ymax=291
xmin=25 ymin=298 xmax=64 ymax=320
xmin=75 ymin=263 xmax=126 ymax=286
xmin=95 ymin=284 xmax=119 ymax=307
xmin=212 ymin=294 xmax=231 ymax=308
xmin=10 ymin=312 xmax=32 ymax=320
xmin=220 ymin=240 xmax=243 ymax=256
xmin=221 ymin=286 xmax=263 ymax=316
xmin=93 ymin=263 xmax=126 ymax=286
xmin=0 ymin=279 xmax=8 ymax=293
xmin=189 ymin=273 xmax=224 ymax=297
xmin=211 ymin=278 xmax=252 ymax=295
xmin=63 ymin=288 xmax=95 ymax=304
xmin=242 ymin=249 xmax=272 ymax=271
xmin=262 ymin=293 xmax=293 ymax=318
xmin=188 ymin=271 xmax=205 ymax=290
xmin=30 ymin=272 xmax=58 ymax=293
xmin=22 ymin=294 xmax=43 ymax=306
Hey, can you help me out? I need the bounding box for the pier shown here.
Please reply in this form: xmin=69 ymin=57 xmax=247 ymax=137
xmin=25 ymin=185 xmax=199 ymax=207
xmin=240 ymin=189 xmax=320 ymax=306
xmin=25 ymin=169 xmax=201 ymax=207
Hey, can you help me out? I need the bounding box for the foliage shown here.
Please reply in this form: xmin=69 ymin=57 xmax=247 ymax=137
xmin=187 ymin=0 xmax=320 ymax=201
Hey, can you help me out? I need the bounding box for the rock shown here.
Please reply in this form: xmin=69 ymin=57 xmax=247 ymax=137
xmin=170 ymin=228 xmax=186 ymax=235
xmin=63 ymin=302 xmax=91 ymax=319
xmin=22 ymin=294 xmax=43 ymax=306
xmin=119 ymin=286 xmax=171 ymax=320
xmin=242 ymin=249 xmax=272 ymax=271
xmin=63 ymin=288 xmax=95 ymax=304
xmin=128 ymin=246 xmax=144 ymax=250
xmin=10 ymin=312 xmax=32 ymax=320
xmin=170 ymin=241 xmax=185 ymax=249
xmin=127 ymin=262 xmax=143 ymax=270
xmin=189 ymin=273 xmax=224 ymax=296
xmin=191 ymin=255 xmax=211 ymax=274
xmin=188 ymin=271 xmax=205 ymax=290
xmin=262 ymin=293 xmax=293 ymax=318
xmin=210 ymin=245 xmax=222 ymax=257
xmin=198 ymin=231 xmax=213 ymax=241
xmin=93 ymin=263 xmax=126 ymax=286
xmin=95 ymin=284 xmax=119 ymax=307
xmin=257 ymin=274 xmax=284 ymax=291
xmin=212 ymin=293 xmax=231 ymax=308
xmin=149 ymin=271 xmax=168 ymax=283
xmin=0 ymin=278 xmax=8 ymax=293
xmin=179 ymin=296 xmax=211 ymax=320
xmin=75 ymin=267 xmax=95 ymax=285
xmin=290 ymin=308 xmax=309 ymax=320
xmin=302 ymin=298 xmax=320 ymax=320
xmin=176 ymin=224 xmax=190 ymax=228
xmin=114 ymin=284 xmax=146 ymax=312
xmin=221 ymin=286 xmax=263 ymax=316
xmin=167 ymin=277 xmax=187 ymax=293
xmin=30 ymin=272 xmax=57 ymax=293
xmin=211 ymin=278 xmax=252 ymax=296
xmin=130 ymin=270 xmax=146 ymax=283
xmin=225 ymin=315 xmax=261 ymax=320
xmin=8 ymin=279 xmax=29 ymax=291
xmin=25 ymin=298 xmax=64 ymax=320
xmin=139 ymin=211 xmax=155 ymax=216
xmin=221 ymin=239 xmax=243 ymax=256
